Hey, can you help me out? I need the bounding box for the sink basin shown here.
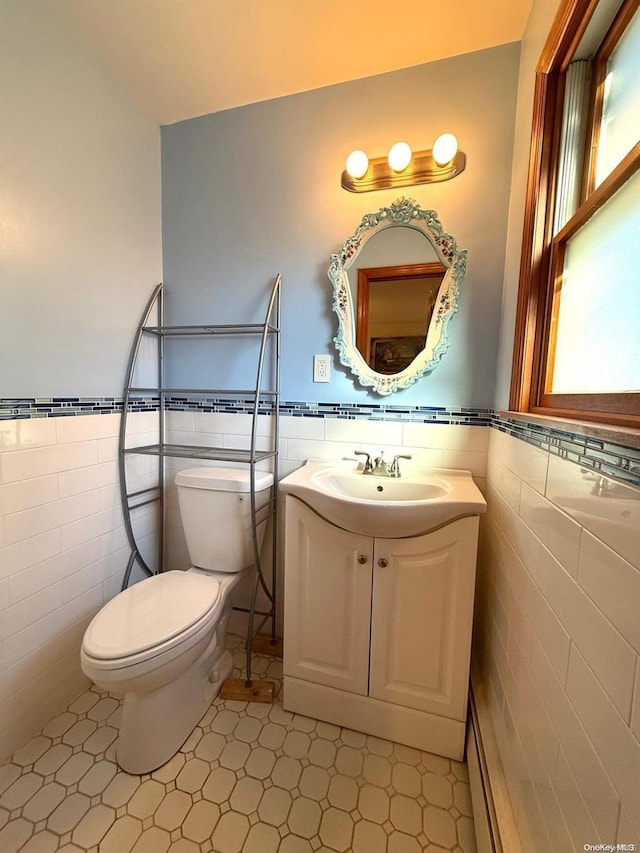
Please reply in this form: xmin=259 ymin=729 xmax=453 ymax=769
xmin=312 ymin=470 xmax=448 ymax=502
xmin=279 ymin=461 xmax=486 ymax=537
xmin=554 ymin=494 xmax=640 ymax=530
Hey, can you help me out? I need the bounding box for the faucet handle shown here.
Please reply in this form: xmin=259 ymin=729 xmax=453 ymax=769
xmin=353 ymin=450 xmax=374 ymax=474
xmin=389 ymin=453 xmax=412 ymax=477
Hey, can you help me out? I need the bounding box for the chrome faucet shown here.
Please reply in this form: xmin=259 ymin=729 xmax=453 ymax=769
xmin=591 ymin=474 xmax=617 ymax=496
xmin=372 ymin=452 xmax=389 ymax=476
xmin=353 ymin=450 xmax=374 ymax=474
xmin=581 ymin=470 xmax=615 ymax=496
xmin=354 ymin=450 xmax=413 ymax=477
xmin=389 ymin=454 xmax=412 ymax=477
xmin=591 ymin=475 xmax=607 ymax=496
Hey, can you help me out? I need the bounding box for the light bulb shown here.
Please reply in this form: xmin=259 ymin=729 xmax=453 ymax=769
xmin=345 ymin=150 xmax=369 ymax=179
xmin=432 ymin=133 xmax=458 ymax=166
xmin=387 ymin=141 xmax=413 ymax=172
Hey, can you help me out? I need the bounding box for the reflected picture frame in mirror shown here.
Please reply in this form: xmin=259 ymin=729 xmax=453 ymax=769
xmin=329 ymin=197 xmax=467 ymax=395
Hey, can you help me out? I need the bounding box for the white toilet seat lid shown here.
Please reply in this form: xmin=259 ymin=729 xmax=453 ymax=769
xmin=83 ymin=571 xmax=222 ymax=660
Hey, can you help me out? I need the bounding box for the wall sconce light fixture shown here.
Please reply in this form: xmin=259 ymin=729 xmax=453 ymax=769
xmin=341 ymin=133 xmax=466 ymax=193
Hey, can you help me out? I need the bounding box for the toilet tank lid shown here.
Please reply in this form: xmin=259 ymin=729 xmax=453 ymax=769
xmin=175 ymin=466 xmax=273 ymax=493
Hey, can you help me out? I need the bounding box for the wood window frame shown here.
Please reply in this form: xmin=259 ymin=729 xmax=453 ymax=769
xmin=510 ymin=0 xmax=640 ymax=429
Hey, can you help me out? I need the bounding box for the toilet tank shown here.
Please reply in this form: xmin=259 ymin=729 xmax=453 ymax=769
xmin=175 ymin=467 xmax=274 ymax=572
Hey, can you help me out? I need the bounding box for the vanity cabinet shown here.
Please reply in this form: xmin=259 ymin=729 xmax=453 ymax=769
xmin=283 ymin=502 xmax=372 ymax=696
xmin=283 ymin=496 xmax=479 ymax=760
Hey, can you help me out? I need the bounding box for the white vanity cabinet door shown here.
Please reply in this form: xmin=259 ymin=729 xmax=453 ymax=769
xmin=283 ymin=497 xmax=373 ymax=695
xmin=369 ymin=516 xmax=479 ymax=721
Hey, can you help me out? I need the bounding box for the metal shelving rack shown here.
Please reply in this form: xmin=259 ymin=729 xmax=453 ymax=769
xmin=118 ymin=274 xmax=281 ymax=688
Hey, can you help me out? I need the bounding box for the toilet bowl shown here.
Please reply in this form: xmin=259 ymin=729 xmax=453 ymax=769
xmin=81 ymin=466 xmax=273 ymax=774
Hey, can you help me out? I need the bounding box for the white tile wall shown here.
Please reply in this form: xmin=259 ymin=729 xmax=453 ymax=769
xmin=1 ymin=408 xmax=489 ymax=763
xmin=0 ymin=413 xmax=158 ymax=764
xmin=163 ymin=412 xmax=488 ymax=487
xmin=477 ymin=428 xmax=640 ymax=851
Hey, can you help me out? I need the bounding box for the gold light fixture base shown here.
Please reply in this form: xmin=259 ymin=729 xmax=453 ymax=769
xmin=342 ymin=149 xmax=466 ymax=193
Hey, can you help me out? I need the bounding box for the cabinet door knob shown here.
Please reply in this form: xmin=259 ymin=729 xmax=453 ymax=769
xmin=357 ymin=554 xmax=368 ymax=564
xmin=377 ymin=558 xmax=388 ymax=568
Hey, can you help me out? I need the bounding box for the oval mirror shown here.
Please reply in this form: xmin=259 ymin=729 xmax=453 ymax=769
xmin=329 ymin=198 xmax=467 ymax=395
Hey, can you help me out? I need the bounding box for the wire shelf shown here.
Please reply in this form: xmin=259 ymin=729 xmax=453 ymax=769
xmin=123 ymin=443 xmax=276 ymax=463
xmin=119 ymin=274 xmax=281 ymax=687
xmin=142 ymin=323 xmax=279 ymax=336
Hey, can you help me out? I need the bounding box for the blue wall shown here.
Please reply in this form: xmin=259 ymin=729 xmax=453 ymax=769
xmin=161 ymin=43 xmax=520 ymax=407
xmin=1 ymin=2 xmax=162 ymax=399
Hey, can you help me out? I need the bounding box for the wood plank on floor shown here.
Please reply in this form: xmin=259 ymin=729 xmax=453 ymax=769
xmin=251 ymin=634 xmax=283 ymax=658
xmin=219 ymin=678 xmax=275 ymax=703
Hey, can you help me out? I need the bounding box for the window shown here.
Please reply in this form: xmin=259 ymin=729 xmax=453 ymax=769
xmin=511 ymin=0 xmax=640 ymax=427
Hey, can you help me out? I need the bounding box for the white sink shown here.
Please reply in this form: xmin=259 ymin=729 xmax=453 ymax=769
xmin=554 ymin=493 xmax=639 ymax=531
xmin=279 ymin=460 xmax=486 ymax=537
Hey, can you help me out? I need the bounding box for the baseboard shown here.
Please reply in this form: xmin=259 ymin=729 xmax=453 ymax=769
xmin=468 ymin=672 xmax=521 ymax=853
xmin=284 ymin=676 xmax=466 ymax=760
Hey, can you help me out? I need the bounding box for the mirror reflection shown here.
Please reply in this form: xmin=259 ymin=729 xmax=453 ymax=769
xmin=346 ymin=225 xmax=446 ymax=372
xmin=354 ymin=262 xmax=446 ymax=373
xmin=329 ymin=198 xmax=467 ymax=395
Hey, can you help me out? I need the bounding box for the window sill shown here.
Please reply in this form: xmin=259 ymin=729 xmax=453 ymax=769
xmin=497 ymin=410 xmax=640 ymax=452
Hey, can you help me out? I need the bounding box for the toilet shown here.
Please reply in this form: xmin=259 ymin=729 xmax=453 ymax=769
xmin=81 ymin=466 xmax=273 ymax=774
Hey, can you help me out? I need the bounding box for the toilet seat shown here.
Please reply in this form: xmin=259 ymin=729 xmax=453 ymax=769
xmin=82 ymin=571 xmax=222 ymax=669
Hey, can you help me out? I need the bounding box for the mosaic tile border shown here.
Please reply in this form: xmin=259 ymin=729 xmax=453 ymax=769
xmin=0 ymin=397 xmax=156 ymax=420
xmin=165 ymin=396 xmax=494 ymax=425
xmin=0 ymin=397 xmax=492 ymax=425
xmin=490 ymin=412 xmax=640 ymax=489
xmin=1 ymin=397 xmax=638 ymax=488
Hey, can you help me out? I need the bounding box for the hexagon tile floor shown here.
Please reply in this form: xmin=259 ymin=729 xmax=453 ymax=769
xmin=0 ymin=635 xmax=477 ymax=853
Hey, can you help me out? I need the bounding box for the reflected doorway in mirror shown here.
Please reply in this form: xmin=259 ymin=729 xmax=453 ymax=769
xmin=356 ymin=262 xmax=446 ymax=370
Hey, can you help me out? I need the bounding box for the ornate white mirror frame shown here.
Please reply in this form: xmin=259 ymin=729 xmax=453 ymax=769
xmin=329 ymin=197 xmax=468 ymax=395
